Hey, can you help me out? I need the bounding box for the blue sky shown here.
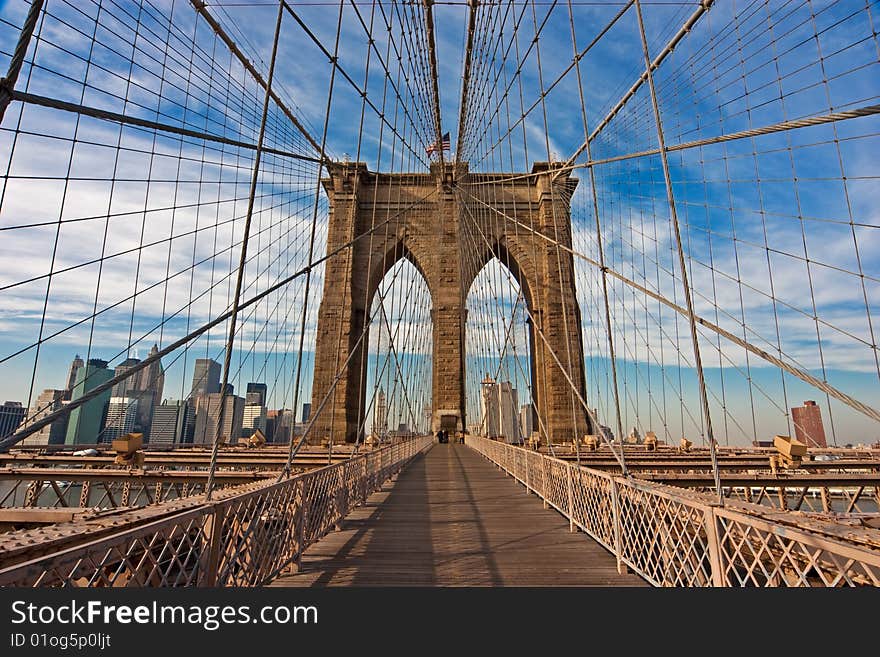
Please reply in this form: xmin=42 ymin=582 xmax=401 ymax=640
xmin=0 ymin=0 xmax=878 ymax=445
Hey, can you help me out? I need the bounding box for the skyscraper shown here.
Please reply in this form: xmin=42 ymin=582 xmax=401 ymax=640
xmin=0 ymin=401 xmax=26 ymax=439
xmin=243 ymin=383 xmax=268 ymax=439
xmin=64 ymin=355 xmax=84 ymax=401
xmin=373 ymin=388 xmax=387 ymax=437
xmin=65 ymin=358 xmax=113 ymax=444
xmin=103 ymin=397 xmax=138 ymax=441
xmin=184 ymin=357 xmax=220 ymax=443
xmin=21 ymin=389 xmax=68 ymax=446
xmin=191 ymin=358 xmax=221 ymax=396
xmin=111 ymin=357 xmax=141 ymax=398
xmin=192 ymin=392 xmax=244 ymax=445
xmin=423 ymin=404 xmax=433 ymax=434
xmin=301 ymin=403 xmax=311 ymax=423
xmin=138 ymin=344 xmax=165 ymax=394
xmin=480 ymin=376 xmax=520 ymax=443
xmin=246 ymin=382 xmax=267 ymax=406
xmin=150 ymin=399 xmax=188 ymax=447
xmin=137 ymin=344 xmax=165 ymax=439
xmin=519 ymin=403 xmax=536 ymax=441
xmin=242 ymin=400 xmax=267 ymax=437
xmin=268 ymin=408 xmax=295 ymax=443
xmin=792 ymin=400 xmax=828 ymax=448
xmin=106 ymin=345 xmax=164 ymax=440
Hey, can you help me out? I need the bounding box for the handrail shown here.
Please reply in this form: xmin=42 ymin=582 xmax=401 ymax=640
xmin=466 ymin=436 xmax=880 ymax=587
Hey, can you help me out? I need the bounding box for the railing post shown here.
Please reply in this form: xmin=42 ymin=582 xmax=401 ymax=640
xmin=541 ymin=455 xmax=548 ymax=508
xmin=296 ymin=477 xmax=311 ymax=571
xmin=704 ymin=507 xmax=726 ymax=587
xmin=334 ymin=466 xmax=345 ymax=531
xmin=610 ymin=478 xmax=626 ymax=575
xmin=566 ymin=464 xmax=574 ymax=532
xmin=200 ymin=502 xmax=226 ymax=587
xmin=279 ymin=479 xmax=305 ymax=575
xmin=525 ymin=451 xmax=531 ymax=494
xmin=361 ymin=456 xmax=368 ymax=504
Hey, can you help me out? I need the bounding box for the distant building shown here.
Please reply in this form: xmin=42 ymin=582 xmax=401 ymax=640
xmin=265 ymin=410 xmax=278 ymax=443
xmin=183 ymin=358 xmax=221 ymax=441
xmin=104 ymin=397 xmax=138 ymax=441
xmin=65 ymin=359 xmax=113 ymax=444
xmin=373 ymin=388 xmax=387 ymax=437
xmin=105 ymin=345 xmax=164 ymax=441
xmin=242 ymin=384 xmax=268 ymax=438
xmin=191 ymin=358 xmax=221 ymax=397
xmin=242 ymin=402 xmax=267 ymax=437
xmin=423 ymin=405 xmax=432 ymax=434
xmin=388 ymin=422 xmax=411 ymax=438
xmin=268 ymin=408 xmax=296 ymax=443
xmin=0 ymin=401 xmax=26 ymax=439
xmin=519 ymin=403 xmax=536 ymax=440
xmin=791 ymin=400 xmax=828 ymax=448
xmin=136 ymin=344 xmax=164 ymax=440
xmin=20 ymin=389 xmax=68 ymax=446
xmin=192 ymin=393 xmax=244 ymax=445
xmin=111 ymin=357 xmax=141 ymax=398
xmin=64 ymin=355 xmax=84 ymax=401
xmin=480 ymin=376 xmax=520 ymax=443
xmin=302 ymin=403 xmax=311 ymax=423
xmin=183 ymin=403 xmax=197 ymax=443
xmin=151 ymin=399 xmax=188 ymax=447
xmin=246 ymin=382 xmax=267 ymax=406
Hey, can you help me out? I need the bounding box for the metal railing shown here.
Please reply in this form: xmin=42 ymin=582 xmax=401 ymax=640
xmin=0 ymin=437 xmax=432 ymax=587
xmin=466 ymin=437 xmax=880 ymax=587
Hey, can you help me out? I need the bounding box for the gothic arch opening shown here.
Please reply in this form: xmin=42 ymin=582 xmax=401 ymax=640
xmin=366 ymin=239 xmax=434 ymax=315
xmin=465 ymin=256 xmax=539 ymax=444
xmin=363 ymin=256 xmax=433 ymax=441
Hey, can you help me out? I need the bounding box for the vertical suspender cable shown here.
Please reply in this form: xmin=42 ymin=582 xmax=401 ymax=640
xmin=205 ymin=0 xmax=286 ymax=500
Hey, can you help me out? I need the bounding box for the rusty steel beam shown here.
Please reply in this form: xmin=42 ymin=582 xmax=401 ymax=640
xmin=0 ymin=453 xmax=348 ymax=468
xmin=0 ymin=477 xmax=273 ymax=568
xmin=556 ymin=457 xmax=880 ymax=473
xmin=0 ymin=467 xmax=279 ymax=485
xmin=0 ymin=507 xmax=96 ymax=532
xmin=638 ymin=472 xmax=880 ymax=488
xmin=0 ymin=507 xmax=94 ymax=523
xmin=0 ymin=447 xmax=356 ymax=473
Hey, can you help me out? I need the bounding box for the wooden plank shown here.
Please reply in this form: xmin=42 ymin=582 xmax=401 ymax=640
xmin=272 ymin=444 xmax=647 ymax=587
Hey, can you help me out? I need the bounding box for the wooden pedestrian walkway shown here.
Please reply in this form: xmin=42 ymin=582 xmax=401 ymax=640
xmin=271 ymin=443 xmax=647 ymax=586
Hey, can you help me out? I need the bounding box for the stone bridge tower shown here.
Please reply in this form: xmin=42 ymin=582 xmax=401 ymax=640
xmin=309 ymin=161 xmax=590 ymax=444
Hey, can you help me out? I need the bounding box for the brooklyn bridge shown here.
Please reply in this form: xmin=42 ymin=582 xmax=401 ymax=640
xmin=0 ymin=0 xmax=878 ymax=586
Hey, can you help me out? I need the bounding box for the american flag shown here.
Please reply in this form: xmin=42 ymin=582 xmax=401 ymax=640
xmin=426 ymin=132 xmax=450 ymax=155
